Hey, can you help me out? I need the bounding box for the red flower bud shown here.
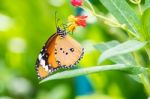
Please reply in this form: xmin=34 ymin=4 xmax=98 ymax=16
xmin=71 ymin=0 xmax=83 ymax=7
xmin=75 ymin=16 xmax=87 ymax=27
xmin=67 ymin=15 xmax=87 ymax=32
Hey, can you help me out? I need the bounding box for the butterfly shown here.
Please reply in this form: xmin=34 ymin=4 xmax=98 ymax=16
xmin=35 ymin=26 xmax=84 ymax=79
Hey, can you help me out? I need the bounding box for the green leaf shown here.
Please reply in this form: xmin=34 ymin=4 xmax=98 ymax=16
xmin=99 ymin=0 xmax=141 ymax=34
xmin=141 ymin=7 xmax=150 ymax=40
xmin=144 ymin=0 xmax=150 ymax=10
xmin=128 ymin=75 xmax=142 ymax=83
xmin=95 ymin=40 xmax=145 ymax=83
xmin=39 ymin=64 xmax=146 ymax=84
xmin=95 ymin=40 xmax=136 ymax=65
xmin=97 ymin=40 xmax=146 ymax=63
xmin=124 ymin=66 xmax=147 ymax=74
xmin=128 ymin=68 xmax=149 ymax=83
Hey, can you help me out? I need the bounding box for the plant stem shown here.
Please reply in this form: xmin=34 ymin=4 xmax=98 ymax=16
xmin=145 ymin=45 xmax=150 ymax=60
xmin=129 ymin=0 xmax=142 ymax=15
xmin=82 ymin=0 xmax=140 ymax=40
xmin=140 ymin=74 xmax=150 ymax=96
xmin=83 ymin=0 xmax=121 ymax=27
xmin=138 ymin=3 xmax=142 ymax=15
xmin=133 ymin=45 xmax=150 ymax=96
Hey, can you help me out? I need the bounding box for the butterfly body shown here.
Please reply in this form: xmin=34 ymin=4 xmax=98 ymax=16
xmin=36 ymin=27 xmax=84 ymax=79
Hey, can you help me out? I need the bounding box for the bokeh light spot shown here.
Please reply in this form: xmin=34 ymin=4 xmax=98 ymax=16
xmin=48 ymin=0 xmax=65 ymax=7
xmin=0 ymin=14 xmax=13 ymax=31
xmin=8 ymin=37 xmax=26 ymax=53
xmin=7 ymin=78 xmax=32 ymax=96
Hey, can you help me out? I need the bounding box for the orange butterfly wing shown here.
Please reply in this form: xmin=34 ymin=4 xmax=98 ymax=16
xmin=45 ymin=34 xmax=59 ymax=68
xmin=36 ymin=34 xmax=59 ymax=79
xmin=36 ymin=32 xmax=84 ymax=79
xmin=55 ymin=35 xmax=84 ymax=67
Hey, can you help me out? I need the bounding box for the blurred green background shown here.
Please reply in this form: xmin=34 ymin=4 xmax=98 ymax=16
xmin=0 ymin=0 xmax=147 ymax=99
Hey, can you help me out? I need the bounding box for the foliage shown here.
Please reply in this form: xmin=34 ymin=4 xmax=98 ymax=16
xmin=0 ymin=0 xmax=150 ymax=99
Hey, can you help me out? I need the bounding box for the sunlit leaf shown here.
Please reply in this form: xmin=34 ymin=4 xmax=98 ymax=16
xmin=142 ymin=8 xmax=150 ymax=40
xmin=128 ymin=75 xmax=142 ymax=83
xmin=95 ymin=40 xmax=136 ymax=65
xmin=144 ymin=0 xmax=150 ymax=10
xmin=97 ymin=40 xmax=146 ymax=63
xmin=99 ymin=0 xmax=141 ymax=34
xmin=95 ymin=40 xmax=145 ymax=83
xmin=39 ymin=64 xmax=146 ymax=83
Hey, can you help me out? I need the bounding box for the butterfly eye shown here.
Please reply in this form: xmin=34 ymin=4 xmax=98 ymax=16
xmin=70 ymin=48 xmax=74 ymax=52
xmin=57 ymin=27 xmax=62 ymax=33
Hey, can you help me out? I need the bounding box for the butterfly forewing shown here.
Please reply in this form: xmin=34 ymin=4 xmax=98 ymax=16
xmin=46 ymin=34 xmax=59 ymax=68
xmin=36 ymin=34 xmax=59 ymax=79
xmin=55 ymin=35 xmax=84 ymax=67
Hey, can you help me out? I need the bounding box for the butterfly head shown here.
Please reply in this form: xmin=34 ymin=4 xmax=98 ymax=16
xmin=57 ymin=26 xmax=67 ymax=38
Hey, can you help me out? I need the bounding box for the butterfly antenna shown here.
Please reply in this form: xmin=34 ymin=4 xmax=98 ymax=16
xmin=57 ymin=18 xmax=60 ymax=27
xmin=55 ymin=11 xmax=60 ymax=29
xmin=55 ymin=11 xmax=57 ymax=28
xmin=61 ymin=23 xmax=67 ymax=30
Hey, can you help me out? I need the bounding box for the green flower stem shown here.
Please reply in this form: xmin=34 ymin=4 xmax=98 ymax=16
xmin=140 ymin=74 xmax=150 ymax=96
xmin=145 ymin=45 xmax=150 ymax=60
xmin=82 ymin=1 xmax=121 ymax=27
xmin=122 ymin=26 xmax=141 ymax=40
xmin=39 ymin=64 xmax=143 ymax=84
xmin=129 ymin=0 xmax=142 ymax=15
xmin=138 ymin=3 xmax=142 ymax=15
xmin=82 ymin=0 xmax=140 ymax=40
xmin=133 ymin=45 xmax=150 ymax=96
xmin=85 ymin=0 xmax=95 ymax=14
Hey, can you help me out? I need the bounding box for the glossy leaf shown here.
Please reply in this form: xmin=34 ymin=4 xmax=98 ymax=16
xmin=144 ymin=0 xmax=150 ymax=10
xmin=39 ymin=64 xmax=146 ymax=83
xmin=142 ymin=8 xmax=150 ymax=40
xmin=97 ymin=40 xmax=146 ymax=63
xmin=95 ymin=40 xmax=136 ymax=65
xmin=95 ymin=40 xmax=146 ymax=83
xmin=99 ymin=0 xmax=141 ymax=34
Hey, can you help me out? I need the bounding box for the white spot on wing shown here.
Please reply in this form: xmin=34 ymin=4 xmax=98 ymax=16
xmin=44 ymin=65 xmax=49 ymax=71
xmin=40 ymin=59 xmax=45 ymax=66
xmin=38 ymin=54 xmax=42 ymax=60
xmin=49 ymin=69 xmax=52 ymax=73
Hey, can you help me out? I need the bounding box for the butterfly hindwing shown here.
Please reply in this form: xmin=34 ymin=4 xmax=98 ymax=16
xmin=55 ymin=35 xmax=84 ymax=67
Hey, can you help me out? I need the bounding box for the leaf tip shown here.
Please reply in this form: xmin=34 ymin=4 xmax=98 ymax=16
xmin=39 ymin=80 xmax=44 ymax=84
xmin=98 ymin=56 xmax=105 ymax=64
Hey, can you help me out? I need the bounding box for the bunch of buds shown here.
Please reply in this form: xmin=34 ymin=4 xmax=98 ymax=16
xmin=67 ymin=0 xmax=87 ymax=32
